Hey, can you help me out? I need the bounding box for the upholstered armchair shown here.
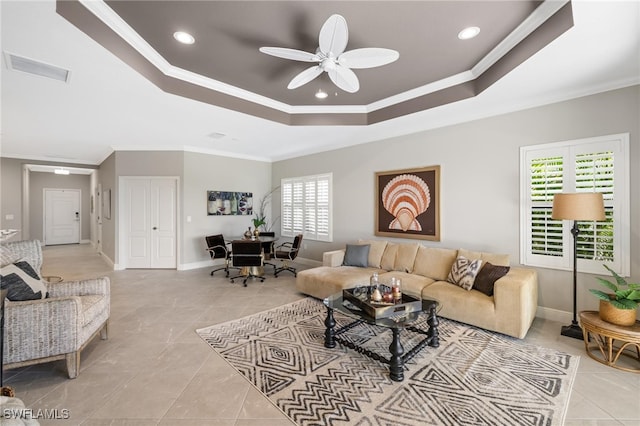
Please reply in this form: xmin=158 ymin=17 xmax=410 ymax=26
xmin=1 ymin=240 xmax=110 ymax=379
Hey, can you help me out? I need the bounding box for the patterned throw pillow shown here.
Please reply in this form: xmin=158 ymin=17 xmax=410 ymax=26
xmin=0 ymin=261 xmax=48 ymax=301
xmin=447 ymin=255 xmax=483 ymax=290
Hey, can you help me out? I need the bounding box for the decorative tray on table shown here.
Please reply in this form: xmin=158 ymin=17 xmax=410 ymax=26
xmin=342 ymin=286 xmax=423 ymax=319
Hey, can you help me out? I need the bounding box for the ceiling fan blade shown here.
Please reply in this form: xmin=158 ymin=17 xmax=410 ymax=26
xmin=338 ymin=48 xmax=400 ymax=69
xmin=259 ymin=47 xmax=319 ymax=62
xmin=328 ymin=65 xmax=359 ymax=93
xmin=319 ymin=14 xmax=348 ymax=56
xmin=287 ymin=65 xmax=324 ymax=89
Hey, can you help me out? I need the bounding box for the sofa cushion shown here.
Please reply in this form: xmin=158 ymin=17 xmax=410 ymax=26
xmin=378 ymin=271 xmax=434 ymax=299
xmin=458 ymin=248 xmax=510 ymax=267
xmin=0 ymin=251 xmax=22 ymax=268
xmin=447 ymin=255 xmax=483 ymax=291
xmin=343 ymin=244 xmax=370 ymax=267
xmin=358 ymin=239 xmax=388 ymax=268
xmin=380 ymin=243 xmax=398 ymax=270
xmin=0 ymin=261 xmax=48 ymax=301
xmin=473 ymin=263 xmax=511 ymax=296
xmin=394 ymin=243 xmax=420 ymax=273
xmin=413 ymin=246 xmax=458 ymax=280
xmin=296 ymin=266 xmax=384 ymax=300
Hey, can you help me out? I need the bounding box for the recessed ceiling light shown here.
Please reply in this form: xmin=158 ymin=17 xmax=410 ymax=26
xmin=315 ymin=89 xmax=328 ymax=99
xmin=173 ymin=31 xmax=195 ymax=45
xmin=458 ymin=26 xmax=480 ymax=40
xmin=54 ymin=168 xmax=69 ymax=175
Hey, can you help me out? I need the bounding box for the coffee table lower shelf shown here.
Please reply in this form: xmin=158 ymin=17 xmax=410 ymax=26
xmin=323 ymin=303 xmax=440 ymax=382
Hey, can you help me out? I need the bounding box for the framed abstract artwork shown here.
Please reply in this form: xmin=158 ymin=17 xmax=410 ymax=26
xmin=375 ymin=165 xmax=440 ymax=241
xmin=207 ymin=191 xmax=253 ymax=216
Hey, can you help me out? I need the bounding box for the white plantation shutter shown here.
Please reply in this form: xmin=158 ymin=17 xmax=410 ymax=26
xmin=281 ymin=173 xmax=332 ymax=242
xmin=530 ymin=155 xmax=564 ymax=259
xmin=520 ymin=134 xmax=629 ymax=275
xmin=574 ymin=151 xmax=615 ymax=264
xmin=292 ymin=181 xmax=304 ymax=235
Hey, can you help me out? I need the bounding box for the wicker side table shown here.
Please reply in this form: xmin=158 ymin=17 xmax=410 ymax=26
xmin=579 ymin=310 xmax=640 ymax=373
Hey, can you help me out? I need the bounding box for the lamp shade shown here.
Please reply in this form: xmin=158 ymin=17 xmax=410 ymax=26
xmin=551 ymin=193 xmax=605 ymax=221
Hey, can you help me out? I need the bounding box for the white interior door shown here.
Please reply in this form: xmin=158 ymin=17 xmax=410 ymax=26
xmin=123 ymin=178 xmax=177 ymax=269
xmin=44 ymin=189 xmax=81 ymax=245
xmin=150 ymin=179 xmax=177 ymax=268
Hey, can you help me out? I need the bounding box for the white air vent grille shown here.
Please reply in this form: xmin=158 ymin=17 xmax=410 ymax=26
xmin=4 ymin=52 xmax=71 ymax=83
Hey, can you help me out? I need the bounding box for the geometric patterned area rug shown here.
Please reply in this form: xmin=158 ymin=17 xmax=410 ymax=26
xmin=197 ymin=298 xmax=579 ymax=426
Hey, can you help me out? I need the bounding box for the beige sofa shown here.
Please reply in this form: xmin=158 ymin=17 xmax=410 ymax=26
xmin=296 ymin=240 xmax=538 ymax=339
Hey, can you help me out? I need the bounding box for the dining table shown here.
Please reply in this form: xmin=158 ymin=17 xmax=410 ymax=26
xmin=226 ymin=235 xmax=279 ymax=276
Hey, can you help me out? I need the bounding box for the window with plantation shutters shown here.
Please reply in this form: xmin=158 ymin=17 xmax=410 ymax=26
xmin=281 ymin=173 xmax=332 ymax=242
xmin=520 ymin=134 xmax=629 ymax=275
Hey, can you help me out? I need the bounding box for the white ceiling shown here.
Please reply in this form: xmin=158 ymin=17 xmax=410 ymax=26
xmin=1 ymin=0 xmax=639 ymax=166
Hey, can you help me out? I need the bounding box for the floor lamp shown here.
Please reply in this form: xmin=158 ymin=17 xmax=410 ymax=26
xmin=551 ymin=192 xmax=605 ymax=339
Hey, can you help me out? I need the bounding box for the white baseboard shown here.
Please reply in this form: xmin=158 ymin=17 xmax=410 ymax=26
xmin=179 ymin=260 xmax=214 ymax=271
xmin=179 ymin=256 xmax=320 ymax=271
xmin=535 ymin=306 xmax=573 ymax=323
xmin=295 ymin=257 xmax=322 ymax=267
xmin=97 ymin=251 xmax=118 ymax=270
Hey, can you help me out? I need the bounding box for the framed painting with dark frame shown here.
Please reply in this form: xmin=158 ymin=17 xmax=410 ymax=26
xmin=375 ymin=165 xmax=440 ymax=241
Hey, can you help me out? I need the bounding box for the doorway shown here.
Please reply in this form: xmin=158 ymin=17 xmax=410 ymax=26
xmin=43 ymin=189 xmax=81 ymax=245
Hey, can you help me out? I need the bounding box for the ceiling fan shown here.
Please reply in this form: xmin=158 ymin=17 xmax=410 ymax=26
xmin=259 ymin=14 xmax=399 ymax=93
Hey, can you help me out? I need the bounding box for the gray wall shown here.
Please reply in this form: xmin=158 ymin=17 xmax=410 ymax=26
xmin=0 ymin=157 xmax=97 ymax=243
xmin=182 ymin=151 xmax=272 ymax=266
xmin=29 ymin=171 xmax=91 ymax=242
xmin=272 ymin=85 xmax=640 ymax=317
xmin=0 ymin=158 xmax=23 ymax=233
xmin=98 ymin=153 xmax=116 ymax=262
xmin=94 ymin=150 xmax=271 ymax=267
xmin=95 ymin=151 xmax=185 ymax=265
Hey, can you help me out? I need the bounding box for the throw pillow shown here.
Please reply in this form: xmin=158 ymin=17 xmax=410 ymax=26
xmin=357 ymin=239 xmax=388 ymax=268
xmin=0 ymin=261 xmax=48 ymax=301
xmin=447 ymin=255 xmax=483 ymax=291
xmin=473 ymin=262 xmax=510 ymax=296
xmin=342 ymin=244 xmax=370 ymax=268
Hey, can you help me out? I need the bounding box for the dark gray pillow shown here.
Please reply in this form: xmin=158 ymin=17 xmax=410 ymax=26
xmin=473 ymin=262 xmax=510 ymax=296
xmin=343 ymin=244 xmax=370 ymax=267
xmin=0 ymin=261 xmax=48 ymax=301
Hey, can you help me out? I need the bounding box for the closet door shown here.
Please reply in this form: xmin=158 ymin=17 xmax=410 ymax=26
xmin=150 ymin=178 xmax=177 ymax=268
xmin=123 ymin=178 xmax=177 ymax=269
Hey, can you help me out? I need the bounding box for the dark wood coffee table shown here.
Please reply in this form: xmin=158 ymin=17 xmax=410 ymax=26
xmin=323 ymin=291 xmax=440 ymax=382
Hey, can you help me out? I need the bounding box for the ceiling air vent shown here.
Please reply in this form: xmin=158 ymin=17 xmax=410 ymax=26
xmin=4 ymin=52 xmax=71 ymax=83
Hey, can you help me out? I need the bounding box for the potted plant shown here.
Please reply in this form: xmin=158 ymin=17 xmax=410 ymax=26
xmin=252 ymin=216 xmax=266 ymax=237
xmin=589 ymin=264 xmax=640 ymax=326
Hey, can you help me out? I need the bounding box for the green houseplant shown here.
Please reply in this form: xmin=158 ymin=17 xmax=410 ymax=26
xmin=589 ymin=264 xmax=640 ymax=326
xmin=252 ymin=216 xmax=266 ymax=230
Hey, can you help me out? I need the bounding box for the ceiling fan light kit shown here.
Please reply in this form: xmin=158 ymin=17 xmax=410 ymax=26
xmin=260 ymin=14 xmax=399 ymax=94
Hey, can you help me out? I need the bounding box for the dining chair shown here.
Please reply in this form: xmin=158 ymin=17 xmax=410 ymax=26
xmin=229 ymin=240 xmax=265 ymax=286
xmin=205 ymin=234 xmax=237 ymax=277
xmin=273 ymin=234 xmax=303 ymax=277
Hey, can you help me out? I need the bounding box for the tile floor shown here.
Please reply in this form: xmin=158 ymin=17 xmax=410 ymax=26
xmin=3 ymin=244 xmax=640 ymax=425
